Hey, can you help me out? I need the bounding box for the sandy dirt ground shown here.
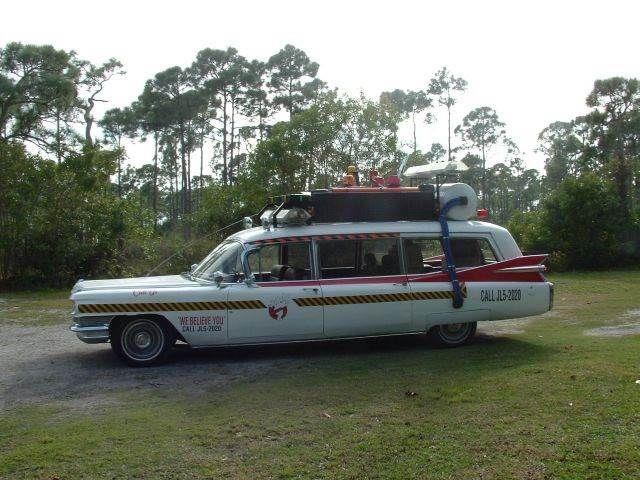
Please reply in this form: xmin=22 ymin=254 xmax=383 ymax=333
xmin=0 ymin=323 xmax=303 ymax=412
xmin=0 ymin=319 xmax=538 ymax=412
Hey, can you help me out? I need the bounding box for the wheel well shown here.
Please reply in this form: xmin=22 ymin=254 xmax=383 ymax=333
xmin=109 ymin=314 xmax=185 ymax=343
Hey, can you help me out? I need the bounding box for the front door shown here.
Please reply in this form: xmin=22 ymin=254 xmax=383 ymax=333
xmin=227 ymin=241 xmax=324 ymax=342
xmin=317 ymin=237 xmax=413 ymax=337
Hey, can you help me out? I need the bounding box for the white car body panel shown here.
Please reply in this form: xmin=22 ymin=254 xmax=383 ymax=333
xmin=321 ymin=276 xmax=413 ymax=337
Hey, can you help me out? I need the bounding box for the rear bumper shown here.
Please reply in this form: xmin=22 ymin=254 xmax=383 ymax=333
xmin=70 ymin=323 xmax=110 ymax=344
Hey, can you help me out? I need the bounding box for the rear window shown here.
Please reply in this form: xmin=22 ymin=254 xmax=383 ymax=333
xmin=403 ymin=236 xmax=497 ymax=273
xmin=450 ymin=238 xmax=496 ymax=267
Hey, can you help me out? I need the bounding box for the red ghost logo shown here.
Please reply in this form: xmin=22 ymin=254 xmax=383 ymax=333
xmin=268 ymin=304 xmax=288 ymax=320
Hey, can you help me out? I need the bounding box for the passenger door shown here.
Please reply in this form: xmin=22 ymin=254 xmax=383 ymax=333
xmin=227 ymin=241 xmax=324 ymax=342
xmin=318 ymin=237 xmax=413 ymax=337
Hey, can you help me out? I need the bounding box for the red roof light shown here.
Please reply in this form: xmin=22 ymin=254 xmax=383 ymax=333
xmin=385 ymin=175 xmax=400 ymax=187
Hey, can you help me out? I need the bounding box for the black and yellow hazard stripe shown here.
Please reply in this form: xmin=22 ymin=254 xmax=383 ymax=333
xmin=293 ymin=285 xmax=467 ymax=307
xmin=77 ymin=299 xmax=265 ymax=314
xmin=251 ymin=232 xmax=398 ymax=246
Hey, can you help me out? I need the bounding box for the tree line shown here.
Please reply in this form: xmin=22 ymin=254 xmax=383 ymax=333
xmin=1 ymin=41 xmax=639 ymax=286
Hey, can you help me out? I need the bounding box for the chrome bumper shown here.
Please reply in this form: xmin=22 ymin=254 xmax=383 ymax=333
xmin=70 ymin=323 xmax=110 ymax=344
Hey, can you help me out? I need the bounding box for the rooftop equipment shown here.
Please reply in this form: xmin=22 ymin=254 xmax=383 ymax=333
xmin=259 ymin=182 xmax=478 ymax=227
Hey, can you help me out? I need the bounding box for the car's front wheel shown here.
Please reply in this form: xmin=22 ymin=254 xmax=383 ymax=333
xmin=111 ymin=317 xmax=174 ymax=367
xmin=428 ymin=321 xmax=477 ymax=347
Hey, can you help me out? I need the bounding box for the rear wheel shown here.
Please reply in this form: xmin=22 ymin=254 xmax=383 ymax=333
xmin=111 ymin=317 xmax=174 ymax=367
xmin=428 ymin=321 xmax=477 ymax=347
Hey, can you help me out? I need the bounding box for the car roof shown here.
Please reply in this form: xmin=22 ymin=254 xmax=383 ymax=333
xmin=229 ymin=221 xmax=509 ymax=244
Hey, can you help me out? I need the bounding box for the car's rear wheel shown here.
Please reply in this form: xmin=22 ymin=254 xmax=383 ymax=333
xmin=428 ymin=321 xmax=477 ymax=347
xmin=111 ymin=317 xmax=174 ymax=367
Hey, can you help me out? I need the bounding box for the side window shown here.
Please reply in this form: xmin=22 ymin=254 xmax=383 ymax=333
xmin=317 ymin=240 xmax=357 ymax=279
xmin=359 ymin=238 xmax=400 ymax=276
xmin=248 ymin=244 xmax=279 ymax=281
xmin=450 ymin=238 xmax=497 ymax=267
xmin=317 ymin=238 xmax=401 ymax=278
xmin=247 ymin=242 xmax=312 ymax=282
xmin=403 ymin=238 xmax=444 ymax=274
xmin=283 ymin=241 xmax=312 ymax=280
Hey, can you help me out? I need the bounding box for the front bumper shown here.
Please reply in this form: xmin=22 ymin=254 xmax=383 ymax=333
xmin=70 ymin=322 xmax=110 ymax=344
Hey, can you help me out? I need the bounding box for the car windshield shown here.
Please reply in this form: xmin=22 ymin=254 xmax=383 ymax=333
xmin=191 ymin=241 xmax=243 ymax=282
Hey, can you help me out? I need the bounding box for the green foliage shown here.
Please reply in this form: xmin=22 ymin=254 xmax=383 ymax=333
xmin=506 ymin=210 xmax=546 ymax=255
xmin=0 ymin=42 xmax=77 ymax=146
xmin=249 ymin=92 xmax=402 ymax=193
xmin=513 ymin=174 xmax=627 ymax=270
xmin=4 ymin=38 xmax=640 ymax=284
xmin=267 ymin=44 xmax=323 ymax=117
xmin=0 ymin=142 xmax=155 ymax=286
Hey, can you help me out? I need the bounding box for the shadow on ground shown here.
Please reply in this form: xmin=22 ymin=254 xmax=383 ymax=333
xmin=0 ymin=323 xmax=551 ymax=412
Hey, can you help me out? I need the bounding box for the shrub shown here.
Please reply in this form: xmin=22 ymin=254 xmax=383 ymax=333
xmin=536 ymin=174 xmax=626 ymax=270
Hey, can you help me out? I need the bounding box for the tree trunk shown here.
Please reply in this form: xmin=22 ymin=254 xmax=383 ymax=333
xmin=199 ymin=138 xmax=204 ymax=207
xmin=288 ymin=78 xmax=293 ymax=120
xmin=152 ymin=132 xmax=158 ymax=228
xmin=55 ymin=109 xmax=61 ymax=163
xmin=259 ymin=99 xmax=266 ymax=140
xmin=222 ymin=93 xmax=228 ymax=186
xmin=230 ymin=96 xmax=236 ymax=182
xmin=187 ymin=148 xmax=192 ymax=216
xmin=412 ymin=110 xmax=417 ymax=154
xmin=179 ymin=125 xmax=190 ymax=239
xmin=83 ymin=99 xmax=94 ymax=147
xmin=481 ymin=144 xmax=486 ymax=208
xmin=447 ymin=105 xmax=451 ymax=162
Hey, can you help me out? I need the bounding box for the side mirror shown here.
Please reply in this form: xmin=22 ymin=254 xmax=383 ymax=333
xmin=190 ymin=263 xmax=198 ymax=273
xmin=213 ymin=270 xmax=225 ymax=286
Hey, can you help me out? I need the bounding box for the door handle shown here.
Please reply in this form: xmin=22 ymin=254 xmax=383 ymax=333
xmin=393 ymin=282 xmax=408 ymax=287
xmin=302 ymin=287 xmax=319 ymax=293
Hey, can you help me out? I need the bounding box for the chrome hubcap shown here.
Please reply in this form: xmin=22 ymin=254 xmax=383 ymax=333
xmin=439 ymin=322 xmax=471 ymax=343
xmin=121 ymin=320 xmax=164 ymax=361
xmin=134 ymin=332 xmax=152 ymax=349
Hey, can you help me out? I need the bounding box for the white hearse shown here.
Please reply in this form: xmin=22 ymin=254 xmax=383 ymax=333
xmin=70 ymin=180 xmax=553 ymax=366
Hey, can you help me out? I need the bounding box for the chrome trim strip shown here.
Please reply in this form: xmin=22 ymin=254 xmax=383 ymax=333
xmin=70 ymin=323 xmax=110 ymax=344
xmin=496 ymin=265 xmax=546 ymax=273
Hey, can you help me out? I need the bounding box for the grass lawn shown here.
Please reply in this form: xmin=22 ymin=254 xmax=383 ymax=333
xmin=1 ymin=271 xmax=640 ymax=479
xmin=0 ymin=289 xmax=71 ymax=326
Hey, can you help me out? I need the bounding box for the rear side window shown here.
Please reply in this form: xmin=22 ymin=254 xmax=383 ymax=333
xmin=403 ymin=236 xmax=497 ymax=273
xmin=450 ymin=238 xmax=497 ymax=267
xmin=317 ymin=238 xmax=401 ymax=278
xmin=403 ymin=238 xmax=444 ymax=274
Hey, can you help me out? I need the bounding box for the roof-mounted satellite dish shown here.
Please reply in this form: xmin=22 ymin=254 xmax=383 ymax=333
xmin=403 ymin=159 xmax=468 ymax=179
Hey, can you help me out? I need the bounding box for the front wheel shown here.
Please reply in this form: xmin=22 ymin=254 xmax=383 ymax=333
xmin=428 ymin=321 xmax=477 ymax=347
xmin=111 ymin=317 xmax=174 ymax=367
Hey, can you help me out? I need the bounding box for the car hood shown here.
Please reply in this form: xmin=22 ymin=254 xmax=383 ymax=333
xmin=71 ymin=275 xmax=197 ymax=293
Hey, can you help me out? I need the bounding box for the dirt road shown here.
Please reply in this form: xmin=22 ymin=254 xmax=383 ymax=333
xmin=0 ymin=321 xmax=523 ymax=412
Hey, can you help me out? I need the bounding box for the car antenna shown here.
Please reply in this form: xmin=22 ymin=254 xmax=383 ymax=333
xmin=145 ymin=218 xmax=245 ymax=277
